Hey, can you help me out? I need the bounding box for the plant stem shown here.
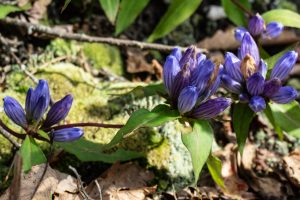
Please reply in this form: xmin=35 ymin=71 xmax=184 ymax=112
xmin=0 ymin=119 xmax=25 ymax=139
xmin=42 ymin=122 xmax=124 ymax=132
xmin=231 ymin=0 xmax=254 ymax=16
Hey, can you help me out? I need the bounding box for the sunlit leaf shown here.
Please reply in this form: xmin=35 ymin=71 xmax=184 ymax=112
xmin=262 ymin=9 xmax=300 ymax=29
xmin=61 ymin=0 xmax=72 ymax=13
xmin=207 ymin=154 xmax=225 ymax=189
xmin=221 ymin=0 xmax=251 ymax=26
xmin=148 ymin=0 xmax=203 ymax=42
xmin=115 ymin=0 xmax=150 ymax=35
xmin=99 ymin=0 xmax=120 ymax=24
xmin=264 ymin=103 xmax=283 ymax=140
xmin=0 ymin=4 xmax=29 ymax=19
xmin=181 ymin=120 xmax=213 ymax=184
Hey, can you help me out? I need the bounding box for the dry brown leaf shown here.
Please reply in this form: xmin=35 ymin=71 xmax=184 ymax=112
xmin=0 ymin=164 xmax=78 ymax=200
xmin=283 ymin=150 xmax=300 ymax=188
xmin=86 ymin=162 xmax=155 ymax=200
xmin=127 ymin=48 xmax=154 ymax=74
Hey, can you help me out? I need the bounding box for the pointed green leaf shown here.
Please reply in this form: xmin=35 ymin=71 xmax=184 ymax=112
xmin=61 ymin=0 xmax=72 ymax=12
xmin=264 ymin=103 xmax=283 ymax=140
xmin=221 ymin=0 xmax=251 ymax=26
xmin=99 ymin=0 xmax=120 ymax=24
xmin=269 ymin=101 xmax=300 ymax=137
xmin=233 ymin=103 xmax=255 ymax=154
xmin=0 ymin=4 xmax=30 ymax=19
xmin=105 ymin=104 xmax=180 ymax=149
xmin=115 ymin=0 xmax=150 ymax=35
xmin=37 ymin=130 xmax=50 ymax=141
xmin=58 ymin=138 xmax=143 ymax=162
xmin=262 ymin=9 xmax=300 ymax=28
xmin=19 ymin=136 xmax=47 ymax=172
xmin=207 ymin=154 xmax=225 ymax=189
xmin=181 ymin=120 xmax=213 ymax=184
xmin=148 ymin=0 xmax=203 ymax=42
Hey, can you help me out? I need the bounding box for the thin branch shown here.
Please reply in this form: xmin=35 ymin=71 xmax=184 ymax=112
xmin=43 ymin=122 xmax=123 ymax=132
xmin=1 ymin=17 xmax=207 ymax=53
xmin=0 ymin=119 xmax=25 ymax=139
xmin=0 ymin=128 xmax=21 ymax=148
xmin=231 ymin=0 xmax=254 ymax=16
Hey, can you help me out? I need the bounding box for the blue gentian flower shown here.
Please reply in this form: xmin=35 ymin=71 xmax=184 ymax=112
xmin=3 ymin=79 xmax=83 ymax=142
xmin=221 ymin=33 xmax=298 ymax=112
xmin=235 ymin=13 xmax=283 ymax=42
xmin=163 ymin=46 xmax=231 ymax=119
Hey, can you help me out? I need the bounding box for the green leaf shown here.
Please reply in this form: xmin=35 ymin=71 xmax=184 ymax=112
xmin=115 ymin=0 xmax=150 ymax=35
xmin=269 ymin=101 xmax=300 ymax=137
xmin=262 ymin=9 xmax=300 ymax=29
xmin=19 ymin=136 xmax=47 ymax=172
xmin=128 ymin=83 xmax=166 ymax=98
xmin=61 ymin=0 xmax=72 ymax=13
xmin=58 ymin=138 xmax=143 ymax=162
xmin=105 ymin=104 xmax=180 ymax=149
xmin=221 ymin=0 xmax=251 ymax=26
xmin=99 ymin=0 xmax=120 ymax=24
xmin=181 ymin=120 xmax=213 ymax=184
xmin=0 ymin=4 xmax=28 ymax=19
xmin=233 ymin=103 xmax=255 ymax=154
xmin=264 ymin=103 xmax=283 ymax=140
xmin=37 ymin=130 xmax=50 ymax=141
xmin=148 ymin=0 xmax=203 ymax=42
xmin=207 ymin=154 xmax=225 ymax=189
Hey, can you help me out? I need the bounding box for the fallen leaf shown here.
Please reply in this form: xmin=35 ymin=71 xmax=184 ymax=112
xmin=283 ymin=150 xmax=300 ymax=188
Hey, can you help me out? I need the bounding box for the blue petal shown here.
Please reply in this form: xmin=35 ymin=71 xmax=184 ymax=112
xmin=258 ymin=59 xmax=268 ymax=78
xmin=3 ymin=97 xmax=27 ymax=128
xmin=52 ymin=128 xmax=83 ymax=142
xmin=179 ymin=46 xmax=196 ymax=67
xmin=170 ymin=47 xmax=182 ymax=61
xmin=192 ymin=59 xmax=215 ymax=93
xmin=25 ymin=88 xmax=33 ymax=119
xmin=270 ymin=51 xmax=298 ymax=80
xmin=263 ymin=78 xmax=281 ymax=97
xmin=234 ymin=27 xmax=247 ymax=42
xmin=221 ymin=74 xmax=243 ymax=94
xmin=269 ymin=86 xmax=298 ymax=104
xmin=239 ymin=93 xmax=250 ymax=102
xmin=196 ymin=53 xmax=206 ymax=65
xmin=240 ymin=32 xmax=260 ymax=65
xmin=265 ymin=22 xmax=283 ymax=38
xmin=248 ymin=14 xmax=265 ymax=36
xmin=246 ymin=72 xmax=265 ymax=96
xmin=249 ymin=96 xmax=266 ymax=112
xmin=190 ymin=98 xmax=231 ymax=119
xmin=224 ymin=52 xmax=243 ymax=82
xmin=43 ymin=95 xmax=73 ymax=128
xmin=163 ymin=55 xmax=180 ymax=94
xmin=32 ymin=95 xmax=48 ymax=122
xmin=170 ymin=66 xmax=191 ymax=101
xmin=177 ymin=86 xmax=198 ymax=114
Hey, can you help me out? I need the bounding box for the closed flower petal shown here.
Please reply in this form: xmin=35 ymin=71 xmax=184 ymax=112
xmin=270 ymin=51 xmax=298 ymax=80
xmin=263 ymin=78 xmax=281 ymax=97
xmin=239 ymin=93 xmax=249 ymax=102
xmin=248 ymin=14 xmax=265 ymax=36
xmin=234 ymin=27 xmax=247 ymax=42
xmin=170 ymin=47 xmax=182 ymax=61
xmin=177 ymin=86 xmax=198 ymax=114
xmin=246 ymin=72 xmax=265 ymax=96
xmin=25 ymin=88 xmax=33 ymax=119
xmin=224 ymin=52 xmax=243 ymax=82
xmin=170 ymin=66 xmax=191 ymax=101
xmin=32 ymin=95 xmax=48 ymax=122
xmin=196 ymin=53 xmax=206 ymax=65
xmin=249 ymin=96 xmax=266 ymax=112
xmin=265 ymin=22 xmax=283 ymax=38
xmin=192 ymin=59 xmax=214 ymax=93
xmin=269 ymin=86 xmax=298 ymax=104
xmin=163 ymin=55 xmax=181 ymax=94
xmin=43 ymin=95 xmax=73 ymax=128
xmin=240 ymin=32 xmax=260 ymax=65
xmin=179 ymin=46 xmax=195 ymax=67
xmin=190 ymin=98 xmax=231 ymax=119
xmin=221 ymin=74 xmax=243 ymax=94
xmin=258 ymin=59 xmax=268 ymax=78
xmin=3 ymin=97 xmax=27 ymax=128
xmin=52 ymin=128 xmax=83 ymax=142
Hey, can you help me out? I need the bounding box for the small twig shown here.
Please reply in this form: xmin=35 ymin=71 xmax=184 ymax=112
xmin=69 ymin=165 xmax=94 ymax=200
xmin=94 ymin=180 xmax=102 ymax=200
xmin=1 ymin=17 xmax=207 ymax=53
xmin=0 ymin=128 xmax=21 ymax=148
xmin=0 ymin=119 xmax=25 ymax=140
xmin=43 ymin=122 xmax=123 ymax=132
xmin=231 ymin=0 xmax=254 ymax=16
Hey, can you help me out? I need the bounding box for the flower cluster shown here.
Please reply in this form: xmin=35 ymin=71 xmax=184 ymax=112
xmin=221 ymin=32 xmax=298 ymax=112
xmin=3 ymin=80 xmax=83 ymax=142
xmin=163 ymin=46 xmax=231 ymax=119
xmin=235 ymin=13 xmax=283 ymax=41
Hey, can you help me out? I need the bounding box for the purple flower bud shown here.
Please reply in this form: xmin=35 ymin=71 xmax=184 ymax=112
xmin=170 ymin=47 xmax=182 ymax=61
xmin=270 ymin=51 xmax=298 ymax=81
xmin=196 ymin=53 xmax=206 ymax=65
xmin=170 ymin=66 xmax=191 ymax=101
xmin=249 ymin=96 xmax=266 ymax=112
xmin=221 ymin=74 xmax=242 ymax=94
xmin=32 ymin=95 xmax=48 ymax=122
xmin=163 ymin=56 xmax=181 ymax=95
xmin=192 ymin=59 xmax=214 ymax=93
xmin=190 ymin=98 xmax=231 ymax=119
xmin=43 ymin=95 xmax=73 ymax=128
xmin=177 ymin=86 xmax=198 ymax=114
xmin=269 ymin=86 xmax=298 ymax=104
xmin=258 ymin=59 xmax=268 ymax=78
xmin=248 ymin=14 xmax=265 ymax=36
xmin=179 ymin=46 xmax=196 ymax=67
xmin=239 ymin=93 xmax=249 ymax=102
xmin=234 ymin=27 xmax=247 ymax=42
xmin=263 ymin=78 xmax=281 ymax=97
xmin=265 ymin=22 xmax=284 ymax=38
xmin=240 ymin=32 xmax=260 ymax=66
xmin=52 ymin=127 xmax=83 ymax=142
xmin=246 ymin=72 xmax=265 ymax=96
xmin=3 ymin=97 xmax=27 ymax=128
xmin=224 ymin=52 xmax=243 ymax=82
